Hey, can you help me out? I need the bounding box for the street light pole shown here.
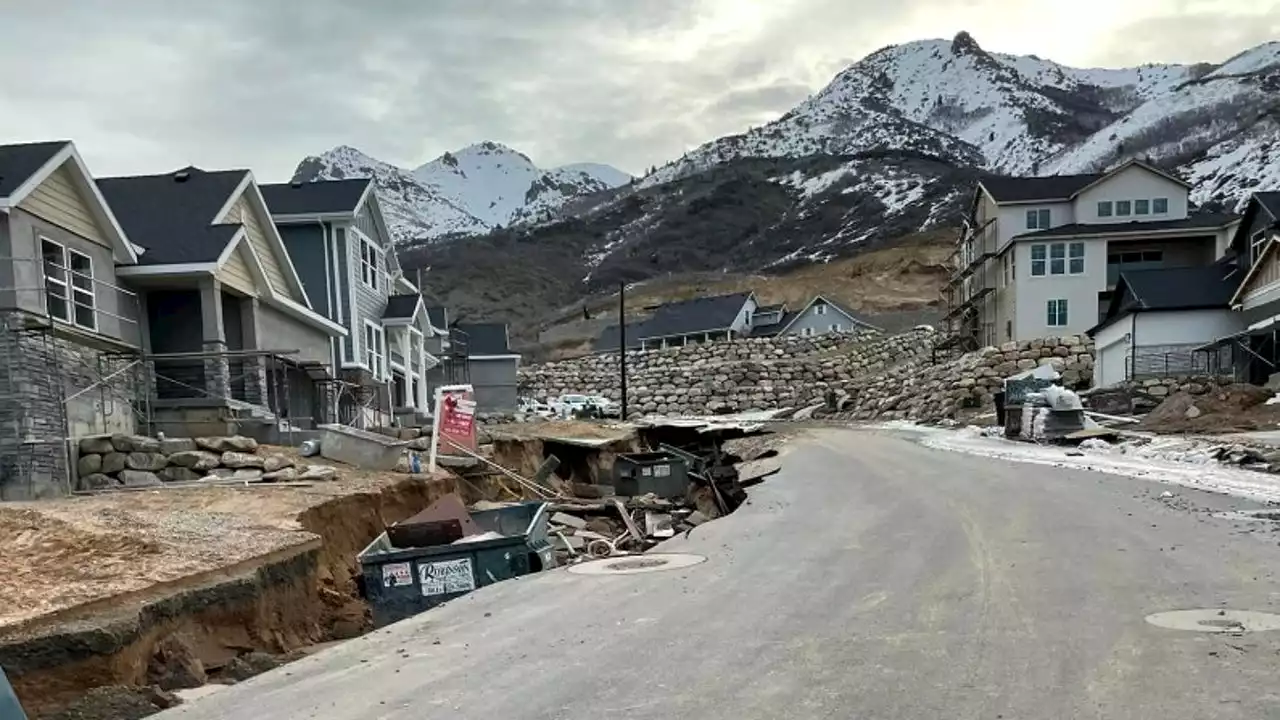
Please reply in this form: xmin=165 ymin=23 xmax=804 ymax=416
xmin=618 ymin=282 xmax=628 ymax=420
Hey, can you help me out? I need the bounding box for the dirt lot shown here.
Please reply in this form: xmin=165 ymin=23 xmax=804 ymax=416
xmin=1139 ymin=385 xmax=1280 ymax=434
xmin=0 ymin=446 xmax=449 ymax=638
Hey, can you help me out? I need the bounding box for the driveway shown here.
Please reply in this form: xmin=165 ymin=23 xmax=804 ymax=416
xmin=159 ymin=428 xmax=1280 ymax=719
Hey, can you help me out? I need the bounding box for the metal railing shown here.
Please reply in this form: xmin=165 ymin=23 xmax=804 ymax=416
xmin=1126 ymin=344 xmax=1212 ymax=380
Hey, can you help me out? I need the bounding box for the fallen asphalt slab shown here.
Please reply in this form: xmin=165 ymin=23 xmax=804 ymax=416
xmin=158 ymin=427 xmax=1280 ymax=719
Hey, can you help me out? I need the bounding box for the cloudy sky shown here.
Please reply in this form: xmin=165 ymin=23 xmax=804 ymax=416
xmin=1 ymin=0 xmax=1276 ymax=180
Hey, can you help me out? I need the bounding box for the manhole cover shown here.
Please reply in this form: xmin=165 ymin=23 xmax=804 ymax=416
xmin=567 ymin=552 xmax=707 ymax=576
xmin=1212 ymin=509 xmax=1280 ymax=522
xmin=1145 ymin=609 xmax=1280 ymax=633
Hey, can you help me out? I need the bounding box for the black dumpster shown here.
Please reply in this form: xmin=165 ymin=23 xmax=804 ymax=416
xmin=357 ymin=501 xmax=556 ymax=628
xmin=612 ymin=451 xmax=689 ymax=498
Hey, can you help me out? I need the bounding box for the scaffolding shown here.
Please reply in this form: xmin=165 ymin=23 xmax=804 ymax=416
xmin=938 ymin=214 xmax=999 ymax=360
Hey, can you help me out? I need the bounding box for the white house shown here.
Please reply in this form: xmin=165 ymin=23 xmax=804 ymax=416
xmin=947 ymin=159 xmax=1240 ymax=347
xmin=1087 ymin=264 xmax=1243 ymax=387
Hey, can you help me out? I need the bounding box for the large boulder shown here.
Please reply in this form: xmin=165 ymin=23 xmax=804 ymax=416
xmin=101 ymin=452 xmax=128 ymax=474
xmin=159 ymin=438 xmax=197 ymax=455
xmin=221 ymin=451 xmax=265 ymax=469
xmin=262 ymin=455 xmax=294 ymax=473
xmin=168 ymin=450 xmax=222 ymax=471
xmin=78 ymin=436 xmax=115 ymax=455
xmin=119 ymin=470 xmax=162 ymax=487
xmin=159 ymin=466 xmax=203 ymax=483
xmin=126 ymin=452 xmax=169 ymax=472
xmin=77 ymin=453 xmax=103 ymax=477
xmin=195 ymin=435 xmax=259 ymax=453
xmin=112 ymin=433 xmax=162 ymax=453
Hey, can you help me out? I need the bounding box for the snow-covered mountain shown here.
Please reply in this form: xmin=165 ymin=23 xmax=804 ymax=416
xmin=291 ymin=142 xmax=631 ymax=243
xmin=646 ymin=33 xmax=1280 ymax=213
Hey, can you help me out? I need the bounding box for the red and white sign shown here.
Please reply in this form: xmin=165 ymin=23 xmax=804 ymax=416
xmin=429 ymin=384 xmax=476 ymax=471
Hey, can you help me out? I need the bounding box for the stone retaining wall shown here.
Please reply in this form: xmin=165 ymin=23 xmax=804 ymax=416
xmin=75 ymin=434 xmax=337 ymax=490
xmin=521 ymin=328 xmax=1097 ymax=422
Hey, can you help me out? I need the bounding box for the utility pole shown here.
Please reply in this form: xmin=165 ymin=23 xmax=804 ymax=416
xmin=618 ymin=282 xmax=628 ymax=420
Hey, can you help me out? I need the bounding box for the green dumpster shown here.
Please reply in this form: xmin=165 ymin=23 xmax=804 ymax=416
xmin=357 ymin=501 xmax=556 ymax=628
xmin=612 ymin=451 xmax=689 ymax=499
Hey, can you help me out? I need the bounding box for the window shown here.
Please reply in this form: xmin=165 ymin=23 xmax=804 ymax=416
xmin=1153 ymin=197 xmax=1169 ymax=214
xmin=814 ymin=304 xmax=827 ymax=316
xmin=1030 ymin=244 xmax=1046 ymax=276
xmin=358 ymin=234 xmax=379 ymax=291
xmin=1068 ymin=242 xmax=1085 ymax=275
xmin=1134 ymin=199 xmax=1150 ymax=215
xmin=829 ymin=323 xmax=842 ymax=333
xmin=1097 ymin=201 xmax=1113 ymax=217
xmin=1252 ymin=230 xmax=1269 ymax=265
xmin=1115 ymin=200 xmax=1132 ymax=216
xmin=1049 ymin=243 xmax=1065 ymax=275
xmin=801 ymin=327 xmax=815 ymax=337
xmin=364 ymin=322 xmax=385 ymax=379
xmin=1046 ymin=299 xmax=1068 ymax=327
xmin=40 ymin=238 xmax=96 ymax=330
xmin=1025 ymin=208 xmax=1051 ymax=230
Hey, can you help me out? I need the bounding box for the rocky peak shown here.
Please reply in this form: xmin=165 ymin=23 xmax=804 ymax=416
xmin=951 ymin=31 xmax=983 ymax=57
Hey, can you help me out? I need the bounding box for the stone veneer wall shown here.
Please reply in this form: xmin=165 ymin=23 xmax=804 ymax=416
xmin=520 ymin=328 xmax=1097 ymax=423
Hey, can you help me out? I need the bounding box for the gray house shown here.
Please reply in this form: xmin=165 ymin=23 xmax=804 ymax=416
xmin=593 ymin=292 xmax=758 ymax=352
xmin=454 ymin=322 xmax=521 ymax=412
xmin=100 ymin=166 xmax=346 ymax=435
xmin=772 ymin=295 xmax=880 ymax=338
xmin=260 ymin=179 xmax=441 ymax=427
xmin=0 ymin=140 xmax=144 ymax=498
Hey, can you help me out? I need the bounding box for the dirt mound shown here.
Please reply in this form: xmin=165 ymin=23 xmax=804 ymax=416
xmin=1140 ymin=384 xmax=1280 ymax=433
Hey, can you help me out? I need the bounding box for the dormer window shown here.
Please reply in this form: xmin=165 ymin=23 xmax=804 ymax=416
xmin=815 ymin=304 xmax=827 ymax=316
xmin=1025 ymin=208 xmax=1051 ymax=230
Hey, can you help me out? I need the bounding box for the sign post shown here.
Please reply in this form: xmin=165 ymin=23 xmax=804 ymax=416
xmin=428 ymin=384 xmax=476 ymax=472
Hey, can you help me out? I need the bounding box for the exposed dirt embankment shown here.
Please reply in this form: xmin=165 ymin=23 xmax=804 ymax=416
xmin=2 ymin=472 xmax=467 ymax=718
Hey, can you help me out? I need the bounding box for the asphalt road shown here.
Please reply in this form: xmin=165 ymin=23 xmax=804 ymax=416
xmin=160 ymin=428 xmax=1280 ymax=719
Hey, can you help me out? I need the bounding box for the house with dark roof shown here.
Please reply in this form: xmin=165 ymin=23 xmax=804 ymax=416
xmin=946 ymin=158 xmax=1241 ymax=348
xmin=593 ymin=292 xmax=759 ymax=352
xmin=452 ymin=322 xmax=521 ymax=411
xmin=99 ymin=166 xmax=346 ymax=433
xmin=771 ymin=296 xmax=880 ymax=337
xmin=1086 ymin=264 xmax=1244 ymax=386
xmin=0 ymin=140 xmax=147 ymax=498
xmin=1190 ymin=192 xmax=1280 ymax=385
xmin=260 ymin=178 xmax=441 ymax=425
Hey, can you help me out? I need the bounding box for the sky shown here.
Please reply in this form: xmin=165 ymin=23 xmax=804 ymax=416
xmin=1 ymin=0 xmax=1276 ymax=181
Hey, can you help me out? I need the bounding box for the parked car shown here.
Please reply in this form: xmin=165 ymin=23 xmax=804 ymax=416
xmin=588 ymin=396 xmax=620 ymax=418
xmin=552 ymin=394 xmax=592 ymax=418
xmin=517 ymin=397 xmax=554 ymax=418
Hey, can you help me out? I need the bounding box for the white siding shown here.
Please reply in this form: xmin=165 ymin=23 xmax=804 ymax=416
xmin=1013 ymin=237 xmax=1106 ymax=338
xmin=17 ymin=163 xmax=108 ymax=247
xmin=730 ymin=297 xmax=757 ymax=334
xmin=994 ymin=200 xmax=1074 ymax=252
xmin=1094 ymin=309 xmax=1244 ymax=387
xmin=1072 ymin=165 xmax=1189 ymax=224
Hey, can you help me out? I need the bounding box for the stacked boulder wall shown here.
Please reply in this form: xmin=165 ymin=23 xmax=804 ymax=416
xmin=521 ymin=328 xmax=1095 ymax=422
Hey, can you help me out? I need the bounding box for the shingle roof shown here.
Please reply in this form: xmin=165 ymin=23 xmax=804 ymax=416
xmin=979 ymin=173 xmax=1103 ymax=203
xmin=454 ymin=322 xmax=513 ymax=356
xmin=382 ymin=294 xmax=421 ymax=320
xmin=1013 ymin=213 xmax=1238 ymax=240
xmin=425 ymin=306 xmax=448 ymax=329
xmin=750 ymin=311 xmax=798 ymax=338
xmin=1255 ymin=192 xmax=1280 ymax=222
xmin=260 ymin=179 xmax=370 ymax=216
xmin=1090 ymin=264 xmax=1243 ymax=335
xmin=637 ymin=292 xmax=753 ymax=339
xmin=98 ymin=167 xmax=248 ymax=265
xmin=0 ymin=141 xmax=69 ymax=198
xmin=755 ymin=303 xmax=785 ymax=314
xmin=592 ymin=323 xmax=643 ymax=352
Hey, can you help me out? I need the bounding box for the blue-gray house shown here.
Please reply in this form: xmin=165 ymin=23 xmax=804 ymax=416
xmin=261 ymin=179 xmax=442 ymax=426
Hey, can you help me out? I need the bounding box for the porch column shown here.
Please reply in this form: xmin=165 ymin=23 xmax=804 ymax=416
xmin=199 ymin=277 xmax=230 ymax=399
xmin=239 ymin=297 xmax=269 ymax=409
xmin=415 ymin=331 xmax=427 ymax=410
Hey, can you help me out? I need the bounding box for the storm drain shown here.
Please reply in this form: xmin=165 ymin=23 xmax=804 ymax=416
xmin=1144 ymin=609 xmax=1280 ymax=633
xmin=567 ymin=553 xmax=707 ymax=576
xmin=1211 ymin=509 xmax=1280 ymax=522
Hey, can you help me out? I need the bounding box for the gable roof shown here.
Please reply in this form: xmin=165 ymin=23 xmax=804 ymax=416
xmin=1089 ymin=263 xmax=1242 ymax=335
xmin=979 ymin=173 xmax=1103 ymax=203
xmin=454 ymin=322 xmax=515 ymax=356
xmin=980 ymin=159 xmax=1190 ymax=206
xmin=425 ymin=306 xmax=448 ymax=329
xmin=1013 ymin=213 xmax=1239 ymax=241
xmin=1256 ymin=192 xmax=1280 ymax=221
xmin=636 ymin=292 xmax=754 ymax=340
xmin=0 ymin=141 xmax=139 ymax=263
xmin=0 ymin=141 xmax=67 ymax=198
xmin=778 ymin=295 xmax=881 ymax=334
xmin=98 ymin=167 xmax=249 ymax=265
xmin=260 ymin=178 xmax=371 ymax=217
xmin=750 ymin=310 xmax=799 ymax=338
xmin=382 ymin=294 xmax=423 ymax=321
